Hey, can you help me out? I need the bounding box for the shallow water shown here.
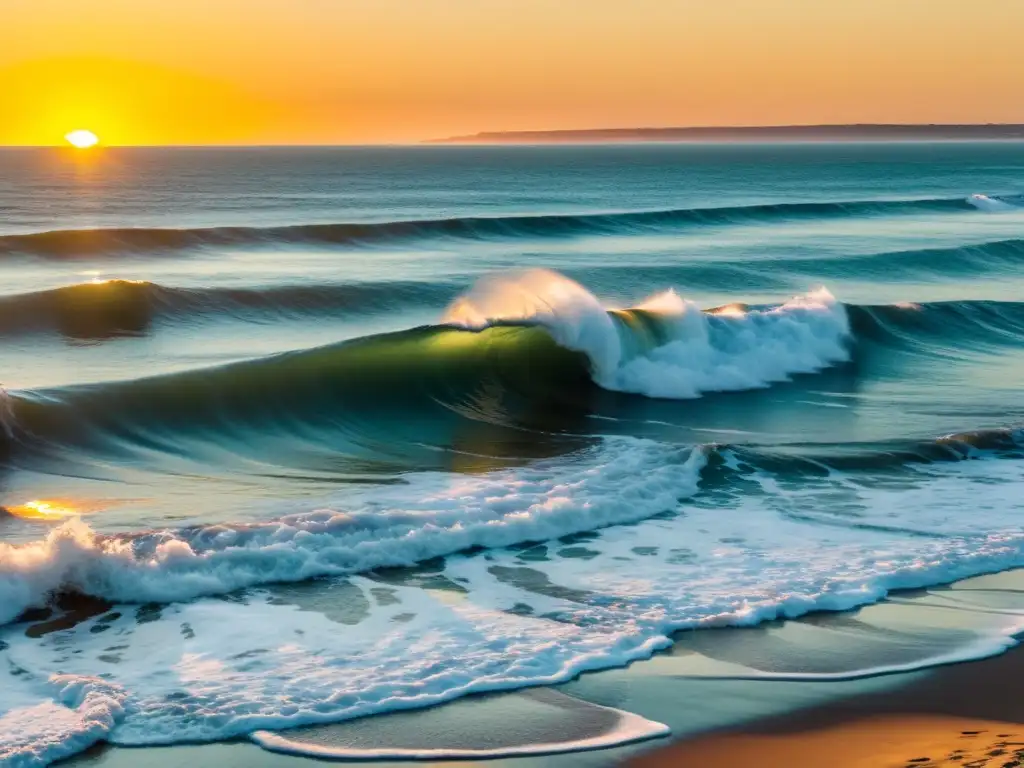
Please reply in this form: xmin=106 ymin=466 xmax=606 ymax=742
xmin=2 ymin=143 xmax=1024 ymax=765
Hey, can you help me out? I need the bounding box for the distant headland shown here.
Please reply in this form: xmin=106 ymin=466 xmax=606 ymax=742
xmin=427 ymin=124 xmax=1024 ymax=144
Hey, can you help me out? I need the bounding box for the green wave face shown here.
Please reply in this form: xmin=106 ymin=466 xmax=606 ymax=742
xmin=8 ymin=323 xmax=597 ymax=472
xmin=7 ymin=287 xmax=1024 ymax=476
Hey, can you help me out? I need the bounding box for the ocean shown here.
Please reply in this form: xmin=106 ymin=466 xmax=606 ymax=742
xmin=2 ymin=142 xmax=1024 ymax=765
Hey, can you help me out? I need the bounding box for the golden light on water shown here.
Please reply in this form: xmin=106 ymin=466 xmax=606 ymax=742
xmin=4 ymin=497 xmax=115 ymax=521
xmin=86 ymin=277 xmax=145 ymax=285
xmin=708 ymin=303 xmax=750 ymax=318
xmin=64 ymin=129 xmax=99 ymax=148
xmin=7 ymin=499 xmax=83 ymax=521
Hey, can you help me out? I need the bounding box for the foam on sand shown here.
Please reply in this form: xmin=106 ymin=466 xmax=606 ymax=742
xmin=0 ymin=677 xmax=125 ymax=768
xmin=252 ymin=689 xmax=669 ymax=760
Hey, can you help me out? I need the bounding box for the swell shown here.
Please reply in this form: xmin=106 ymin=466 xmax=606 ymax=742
xmin=0 ymin=279 xmax=458 ymax=339
xmin=0 ymin=196 xmax=977 ymax=258
xmin=6 ymin=237 xmax=1024 ymax=341
xmin=721 ymin=427 xmax=1024 ymax=476
xmin=565 ymin=238 xmax=1024 ymax=299
xmin=807 ymin=238 xmax=1024 ymax=281
xmin=848 ymin=299 xmax=1024 ymax=350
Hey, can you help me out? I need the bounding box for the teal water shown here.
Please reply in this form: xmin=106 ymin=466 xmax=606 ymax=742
xmin=2 ymin=143 xmax=1024 ymax=765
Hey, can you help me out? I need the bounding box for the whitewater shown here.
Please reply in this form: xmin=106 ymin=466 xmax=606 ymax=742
xmin=2 ymin=142 xmax=1024 ymax=766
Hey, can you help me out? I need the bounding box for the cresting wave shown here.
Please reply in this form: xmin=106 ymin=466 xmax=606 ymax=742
xmin=444 ymin=269 xmax=851 ymax=398
xmin=1 ymin=271 xmax=853 ymax=463
xmin=3 ymin=427 xmax=1023 ymax=630
xmin=5 ymin=271 xmax=1024 ymax=463
xmin=0 ymin=438 xmax=708 ymax=627
xmin=0 ymin=195 xmax=994 ymax=258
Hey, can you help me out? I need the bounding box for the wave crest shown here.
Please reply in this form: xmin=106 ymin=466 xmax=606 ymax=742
xmin=967 ymin=194 xmax=1023 ymax=212
xmin=0 ymin=439 xmax=706 ymax=626
xmin=445 ymin=269 xmax=851 ymax=398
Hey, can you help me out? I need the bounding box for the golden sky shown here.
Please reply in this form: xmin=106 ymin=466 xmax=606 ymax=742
xmin=3 ymin=0 xmax=1023 ymax=145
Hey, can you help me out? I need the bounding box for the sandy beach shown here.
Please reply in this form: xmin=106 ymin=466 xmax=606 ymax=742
xmin=626 ymin=570 xmax=1024 ymax=767
xmin=629 ymin=643 xmax=1024 ymax=768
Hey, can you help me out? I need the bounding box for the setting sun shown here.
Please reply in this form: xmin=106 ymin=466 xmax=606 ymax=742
xmin=65 ymin=129 xmax=99 ymax=148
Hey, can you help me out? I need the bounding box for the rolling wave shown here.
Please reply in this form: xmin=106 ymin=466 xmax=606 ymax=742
xmin=4 ymin=270 xmax=1024 ymax=467
xmin=0 ymin=279 xmax=458 ymax=339
xmin=0 ymin=438 xmax=707 ymax=627
xmin=802 ymin=238 xmax=1024 ymax=281
xmin=0 ymin=196 xmax=984 ymax=258
xmin=848 ymin=299 xmax=1024 ymax=349
xmin=3 ymin=271 xmax=851 ymax=460
xmin=1 ymin=426 xmax=1022 ymax=631
xmin=5 ymin=235 xmax=1024 ymax=341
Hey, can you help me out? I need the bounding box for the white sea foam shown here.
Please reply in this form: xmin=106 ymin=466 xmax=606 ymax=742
xmin=0 ymin=580 xmax=675 ymax=752
xmin=444 ymin=269 xmax=851 ymax=398
xmin=444 ymin=268 xmax=626 ymax=371
xmin=0 ymin=438 xmax=706 ymax=627
xmin=2 ymin=453 xmax=1024 ymax=766
xmin=0 ymin=677 xmax=125 ymax=768
xmin=967 ymin=193 xmax=1019 ymax=212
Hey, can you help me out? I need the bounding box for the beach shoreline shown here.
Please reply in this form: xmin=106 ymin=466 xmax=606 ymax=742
xmin=54 ymin=569 xmax=1024 ymax=767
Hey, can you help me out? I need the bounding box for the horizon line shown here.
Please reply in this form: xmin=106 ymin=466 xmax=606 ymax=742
xmin=6 ymin=122 xmax=1024 ymax=149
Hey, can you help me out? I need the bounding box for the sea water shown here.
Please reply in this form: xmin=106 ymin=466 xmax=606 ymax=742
xmin=2 ymin=143 xmax=1024 ymax=765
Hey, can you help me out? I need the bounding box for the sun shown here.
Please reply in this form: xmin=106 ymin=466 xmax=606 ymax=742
xmin=65 ymin=129 xmax=100 ymax=149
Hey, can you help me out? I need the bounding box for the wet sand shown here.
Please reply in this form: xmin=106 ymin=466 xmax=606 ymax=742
xmin=630 ymin=714 xmax=1024 ymax=768
xmin=66 ymin=646 xmax=1024 ymax=768
xmin=628 ymin=622 xmax=1024 ymax=767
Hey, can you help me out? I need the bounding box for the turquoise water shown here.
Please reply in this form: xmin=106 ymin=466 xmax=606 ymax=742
xmin=2 ymin=143 xmax=1024 ymax=765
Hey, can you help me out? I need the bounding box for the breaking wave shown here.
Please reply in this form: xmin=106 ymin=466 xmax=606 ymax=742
xmin=5 ymin=270 xmax=1024 ymax=466
xmin=2 ymin=424 xmax=1023 ymax=629
xmin=0 ymin=271 xmax=853 ymax=465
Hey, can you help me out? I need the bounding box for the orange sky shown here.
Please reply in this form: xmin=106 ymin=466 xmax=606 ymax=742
xmin=3 ymin=0 xmax=1023 ymax=145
